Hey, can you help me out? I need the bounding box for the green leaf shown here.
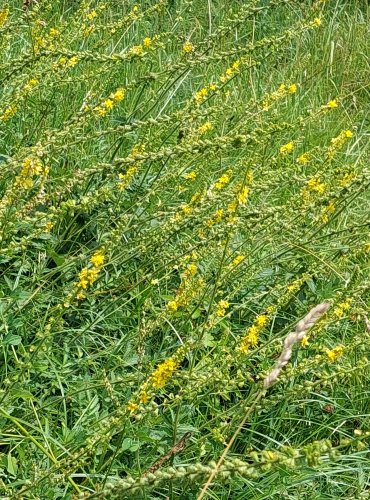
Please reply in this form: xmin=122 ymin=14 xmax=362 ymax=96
xmin=7 ymin=453 xmax=18 ymax=476
xmin=3 ymin=333 xmax=22 ymax=345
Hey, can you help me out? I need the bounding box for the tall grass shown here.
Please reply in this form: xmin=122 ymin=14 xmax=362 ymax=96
xmin=0 ymin=0 xmax=369 ymax=497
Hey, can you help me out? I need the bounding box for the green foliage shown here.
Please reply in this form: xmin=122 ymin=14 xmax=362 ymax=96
xmin=0 ymin=0 xmax=369 ymax=497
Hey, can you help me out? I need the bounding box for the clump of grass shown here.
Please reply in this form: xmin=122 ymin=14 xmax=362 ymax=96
xmin=0 ymin=0 xmax=369 ymax=498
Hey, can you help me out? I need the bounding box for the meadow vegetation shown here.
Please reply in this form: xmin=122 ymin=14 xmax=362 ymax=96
xmin=0 ymin=0 xmax=369 ymax=497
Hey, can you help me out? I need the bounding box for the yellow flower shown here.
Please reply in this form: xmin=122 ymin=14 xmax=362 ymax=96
xmin=90 ymin=250 xmax=105 ymax=268
xmin=237 ymin=186 xmax=249 ymax=205
xmin=333 ymin=299 xmax=352 ymax=318
xmin=151 ymin=358 xmax=178 ymax=389
xmin=195 ymin=87 xmax=208 ymax=103
xmin=345 ymin=130 xmax=353 ymax=138
xmin=307 ymin=177 xmax=326 ymax=194
xmin=110 ymin=88 xmax=125 ymax=102
xmin=326 ymin=99 xmax=338 ymax=109
xmin=67 ymin=56 xmax=79 ymax=68
xmin=1 ymin=105 xmax=17 ymax=121
xmin=49 ymin=28 xmax=60 ymax=37
xmin=198 ymin=122 xmax=213 ymax=135
xmin=167 ymin=300 xmax=179 ymax=312
xmin=326 ymin=345 xmax=344 ymax=362
xmin=139 ymin=391 xmax=150 ymax=404
xmin=288 ymin=83 xmax=297 ymax=94
xmin=280 ymin=141 xmax=294 ymax=154
xmin=103 ymin=99 xmax=114 ymax=110
xmin=184 ymin=170 xmax=197 ymax=180
xmin=301 ymin=336 xmax=309 ymax=347
xmin=297 ymin=153 xmax=310 ymax=165
xmin=313 ymin=17 xmax=322 ymax=27
xmin=230 ymin=255 xmax=245 ymax=267
xmin=87 ymin=10 xmax=98 ymax=20
xmin=0 ymin=9 xmax=9 ymax=27
xmin=255 ymin=315 xmax=268 ymax=328
xmin=143 ymin=37 xmax=152 ymax=48
xmin=183 ymin=41 xmax=194 ymax=54
xmin=216 ymin=299 xmax=230 ymax=317
xmin=127 ymin=401 xmax=139 ymax=412
xmin=214 ymin=172 xmax=231 ymax=190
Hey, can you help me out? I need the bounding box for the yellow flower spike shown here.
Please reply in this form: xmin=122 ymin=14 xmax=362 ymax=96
xmin=143 ymin=37 xmax=152 ymax=48
xmin=167 ymin=300 xmax=179 ymax=312
xmin=151 ymin=358 xmax=178 ymax=389
xmin=0 ymin=8 xmax=9 ymax=27
xmin=184 ymin=171 xmax=197 ymax=180
xmin=230 ymin=255 xmax=245 ymax=268
xmin=326 ymin=345 xmax=344 ymax=362
xmin=297 ymin=153 xmax=310 ymax=165
xmin=301 ymin=336 xmax=309 ymax=347
xmin=183 ymin=41 xmax=194 ymax=54
xmin=237 ymin=186 xmax=249 ymax=205
xmin=110 ymin=88 xmax=125 ymax=102
xmin=326 ymin=99 xmax=338 ymax=109
xmin=127 ymin=401 xmax=139 ymax=413
xmin=90 ymin=250 xmax=105 ymax=268
xmin=280 ymin=141 xmax=294 ymax=154
xmin=215 ymin=300 xmax=230 ymax=318
xmin=103 ymin=99 xmax=114 ymax=111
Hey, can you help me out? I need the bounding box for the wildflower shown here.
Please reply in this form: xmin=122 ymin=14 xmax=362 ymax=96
xmin=313 ymin=17 xmax=322 ymax=27
xmin=68 ymin=56 xmax=79 ymax=68
xmin=0 ymin=9 xmax=9 ymax=27
xmin=214 ymin=172 xmax=231 ymax=190
xmin=195 ymin=87 xmax=208 ymax=104
xmin=239 ymin=325 xmax=259 ymax=354
xmin=184 ymin=171 xmax=197 ymax=180
xmin=87 ymin=10 xmax=98 ymax=20
xmin=327 ymin=129 xmax=353 ymax=159
xmin=131 ymin=45 xmax=144 ymax=56
xmin=237 ymin=186 xmax=249 ymax=205
xmin=151 ymin=358 xmax=178 ymax=389
xmin=183 ymin=41 xmax=194 ymax=54
xmin=127 ymin=401 xmax=139 ymax=412
xmin=103 ymin=99 xmax=114 ymax=111
xmin=216 ymin=299 xmax=230 ymax=317
xmin=230 ymin=255 xmax=245 ymax=268
xmin=297 ymin=153 xmax=310 ymax=165
xmin=340 ymin=172 xmax=355 ymax=187
xmin=280 ymin=141 xmax=294 ymax=155
xmin=288 ymin=83 xmax=297 ymax=94
xmin=110 ymin=88 xmax=125 ymax=102
xmin=118 ymin=166 xmax=137 ymax=190
xmin=198 ymin=122 xmax=213 ymax=135
xmin=326 ymin=345 xmax=344 ymax=362
xmin=44 ymin=222 xmax=54 ymax=232
xmin=255 ymin=315 xmax=268 ymax=327
xmin=90 ymin=250 xmax=105 ymax=268
xmin=1 ymin=105 xmax=17 ymax=121
xmin=167 ymin=300 xmax=179 ymax=312
xmin=139 ymin=391 xmax=150 ymax=404
xmin=183 ymin=263 xmax=197 ymax=278
xmin=49 ymin=28 xmax=60 ymax=37
xmin=301 ymin=336 xmax=309 ymax=347
xmin=143 ymin=37 xmax=152 ymax=48
xmin=23 ymin=78 xmax=39 ymax=92
xmin=324 ymin=99 xmax=338 ymax=109
xmin=307 ymin=177 xmax=326 ymax=194
xmin=333 ymin=299 xmax=352 ymax=318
